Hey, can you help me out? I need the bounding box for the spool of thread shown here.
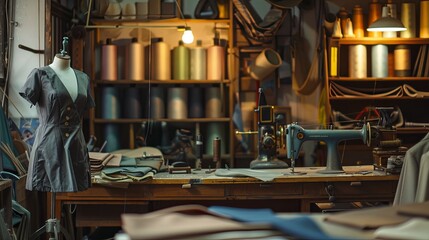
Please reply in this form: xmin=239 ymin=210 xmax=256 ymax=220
xmin=151 ymin=38 xmax=171 ymax=80
xmin=128 ymin=38 xmax=145 ymax=81
xmin=207 ymin=40 xmax=225 ymax=80
xmin=352 ymin=5 xmax=364 ymax=38
xmin=394 ymin=45 xmax=411 ymax=77
xmin=172 ymin=40 xmax=190 ymax=80
xmin=189 ymin=87 xmax=204 ymax=118
xmin=420 ymin=0 xmax=429 ymax=38
xmin=190 ymin=40 xmax=207 ymax=80
xmin=205 ymin=86 xmax=223 ymax=117
xmin=400 ymin=3 xmax=416 ymax=38
xmin=123 ymin=87 xmax=142 ymax=118
xmin=101 ymin=38 xmax=118 ymax=81
xmin=213 ymin=137 xmax=221 ymax=168
xmin=368 ymin=0 xmax=382 ymax=38
xmin=382 ymin=6 xmax=397 ymax=38
xmin=101 ymin=86 xmax=120 ymax=119
xmin=167 ymin=87 xmax=188 ymax=119
xmin=371 ymin=44 xmax=388 ymax=77
xmin=337 ymin=7 xmax=349 ymax=37
xmin=104 ymin=124 xmax=121 ymax=152
xmin=149 ymin=86 xmax=165 ymax=119
xmin=349 ymin=45 xmax=367 ymax=78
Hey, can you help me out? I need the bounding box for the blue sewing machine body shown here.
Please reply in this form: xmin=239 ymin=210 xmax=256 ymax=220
xmin=286 ymin=123 xmax=371 ymax=173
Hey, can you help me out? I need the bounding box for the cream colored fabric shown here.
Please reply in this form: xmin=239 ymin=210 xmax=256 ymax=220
xmin=394 ymin=133 xmax=429 ymax=205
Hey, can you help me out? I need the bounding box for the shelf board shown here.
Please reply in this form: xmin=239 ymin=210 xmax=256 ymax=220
xmin=329 ymin=96 xmax=429 ymax=100
xmin=329 ymin=77 xmax=429 ymax=81
xmin=94 ymin=118 xmax=231 ymax=124
xmin=94 ymin=80 xmax=231 ymax=85
xmin=88 ymin=18 xmax=230 ymax=28
xmin=331 ymin=37 xmax=429 ymax=45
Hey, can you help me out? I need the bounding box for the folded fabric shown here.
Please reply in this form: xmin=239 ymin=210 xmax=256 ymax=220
xmin=101 ymin=166 xmax=156 ymax=182
xmin=209 ymin=206 xmax=342 ymax=240
xmin=330 ymin=82 xmax=403 ymax=98
xmin=121 ymin=204 xmax=272 ymax=240
xmin=374 ymin=218 xmax=429 ymax=240
xmin=214 ymin=168 xmax=284 ymax=182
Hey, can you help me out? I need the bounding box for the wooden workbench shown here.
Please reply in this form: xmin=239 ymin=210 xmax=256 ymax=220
xmin=55 ymin=165 xmax=399 ymax=228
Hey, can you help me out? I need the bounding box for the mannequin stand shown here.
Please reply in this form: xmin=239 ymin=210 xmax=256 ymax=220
xmin=30 ymin=192 xmax=72 ymax=240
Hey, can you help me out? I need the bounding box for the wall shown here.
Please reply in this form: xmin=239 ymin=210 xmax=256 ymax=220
xmin=8 ymin=0 xmax=44 ymax=124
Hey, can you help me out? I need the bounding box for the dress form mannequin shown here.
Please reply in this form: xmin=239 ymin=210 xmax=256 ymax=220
xmin=49 ymin=54 xmax=78 ymax=101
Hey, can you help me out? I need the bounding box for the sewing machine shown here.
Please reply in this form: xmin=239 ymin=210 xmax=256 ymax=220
xmin=236 ymin=88 xmax=288 ymax=169
xmin=286 ymin=123 xmax=371 ymax=173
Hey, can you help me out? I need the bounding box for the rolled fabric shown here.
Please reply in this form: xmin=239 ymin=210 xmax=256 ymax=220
xmin=371 ymin=44 xmax=388 ymax=78
xmin=400 ymin=3 xmax=416 ymax=38
xmin=367 ymin=0 xmax=382 ymax=38
xmin=205 ymin=86 xmax=223 ymax=118
xmin=352 ymin=5 xmax=364 ymax=38
xmin=103 ymin=124 xmax=121 ymax=152
xmin=101 ymin=86 xmax=120 ymax=119
xmin=348 ymin=45 xmax=367 ymax=78
xmin=101 ymin=38 xmax=118 ymax=81
xmin=167 ymin=87 xmax=188 ymax=119
xmin=394 ymin=45 xmax=411 ymax=77
xmin=420 ymin=0 xmax=429 ymax=38
xmin=190 ymin=40 xmax=207 ymax=80
xmin=150 ymin=38 xmax=171 ymax=80
xmin=123 ymin=87 xmax=142 ymax=118
xmin=149 ymin=86 xmax=165 ymax=119
xmin=128 ymin=38 xmax=145 ymax=81
xmin=207 ymin=43 xmax=225 ymax=80
xmin=189 ymin=87 xmax=204 ymax=118
xmin=172 ymin=40 xmax=190 ymax=80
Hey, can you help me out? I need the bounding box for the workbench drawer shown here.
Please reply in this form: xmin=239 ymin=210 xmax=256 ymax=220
xmin=304 ymin=181 xmax=397 ymax=196
xmin=227 ymin=183 xmax=303 ymax=197
xmin=150 ymin=184 xmax=225 ymax=198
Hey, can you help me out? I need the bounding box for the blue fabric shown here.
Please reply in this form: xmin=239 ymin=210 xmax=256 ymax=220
xmin=208 ymin=206 xmax=347 ymax=240
xmin=0 ymin=106 xmax=18 ymax=173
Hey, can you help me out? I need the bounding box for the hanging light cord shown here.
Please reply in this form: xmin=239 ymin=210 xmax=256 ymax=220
xmin=175 ymin=0 xmax=187 ymax=27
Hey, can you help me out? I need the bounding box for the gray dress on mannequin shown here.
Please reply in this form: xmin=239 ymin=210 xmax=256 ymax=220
xmin=19 ymin=66 xmax=95 ymax=192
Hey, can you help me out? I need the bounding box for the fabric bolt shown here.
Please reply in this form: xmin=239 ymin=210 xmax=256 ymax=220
xmin=394 ymin=133 xmax=429 ymax=205
xmin=19 ymin=66 xmax=95 ymax=192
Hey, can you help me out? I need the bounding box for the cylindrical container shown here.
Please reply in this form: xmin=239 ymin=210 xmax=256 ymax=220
xmin=382 ymin=6 xmax=397 ymax=38
xmin=204 ymin=122 xmax=226 ymax=157
xmin=195 ymin=134 xmax=203 ymax=170
xmin=213 ymin=137 xmax=221 ymax=168
xmin=368 ymin=0 xmax=382 ymax=38
xmin=101 ymin=86 xmax=120 ymax=119
xmin=352 ymin=5 xmax=364 ymax=38
xmin=206 ymin=40 xmax=225 ymax=80
xmin=103 ymin=124 xmax=121 ymax=152
xmin=101 ymin=38 xmax=118 ymax=81
xmin=348 ymin=45 xmax=367 ymax=78
xmin=150 ymin=38 xmax=171 ymax=80
xmin=337 ymin=7 xmax=349 ymax=37
xmin=394 ymin=45 xmax=411 ymax=77
xmin=189 ymin=87 xmax=204 ymax=118
xmin=400 ymin=3 xmax=416 ymax=38
xmin=136 ymin=1 xmax=149 ymax=19
xmin=248 ymin=48 xmax=282 ymax=80
xmin=172 ymin=40 xmax=190 ymax=80
xmin=123 ymin=87 xmax=142 ymax=118
xmin=190 ymin=40 xmax=207 ymax=80
xmin=149 ymin=86 xmax=165 ymax=119
xmin=128 ymin=38 xmax=145 ymax=81
xmin=205 ymin=86 xmax=223 ymax=118
xmin=420 ymin=0 xmax=429 ymax=38
xmin=371 ymin=44 xmax=388 ymax=77
xmin=167 ymin=87 xmax=188 ymax=119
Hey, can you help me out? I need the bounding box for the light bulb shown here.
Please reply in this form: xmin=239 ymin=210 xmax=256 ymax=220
xmin=182 ymin=27 xmax=194 ymax=44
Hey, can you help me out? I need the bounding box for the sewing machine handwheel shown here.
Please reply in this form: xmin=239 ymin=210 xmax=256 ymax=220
xmin=366 ymin=122 xmax=371 ymax=147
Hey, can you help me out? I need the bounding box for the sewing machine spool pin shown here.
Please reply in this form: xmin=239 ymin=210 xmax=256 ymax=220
xmin=286 ymin=122 xmax=371 ymax=174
